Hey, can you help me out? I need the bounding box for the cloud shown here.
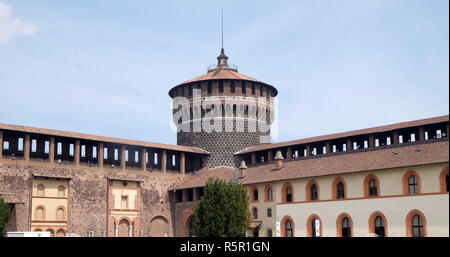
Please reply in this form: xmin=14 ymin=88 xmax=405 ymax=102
xmin=0 ymin=1 xmax=37 ymax=43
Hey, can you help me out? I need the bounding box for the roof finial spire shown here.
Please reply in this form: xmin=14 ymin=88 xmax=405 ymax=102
xmin=217 ymin=8 xmax=228 ymax=68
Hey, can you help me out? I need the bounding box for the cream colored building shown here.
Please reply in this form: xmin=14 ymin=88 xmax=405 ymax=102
xmin=31 ymin=177 xmax=69 ymax=236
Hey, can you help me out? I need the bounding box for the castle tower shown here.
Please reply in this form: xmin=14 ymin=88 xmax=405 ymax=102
xmin=168 ymin=49 xmax=278 ymax=168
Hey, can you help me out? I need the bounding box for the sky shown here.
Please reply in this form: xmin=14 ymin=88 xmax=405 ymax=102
xmin=0 ymin=0 xmax=448 ymax=145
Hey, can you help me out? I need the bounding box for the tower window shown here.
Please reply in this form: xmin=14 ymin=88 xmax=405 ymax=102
xmin=242 ymin=82 xmax=246 ymax=94
xmin=252 ymin=84 xmax=255 ymax=95
xmin=231 ymin=81 xmax=235 ymax=93
xmin=207 ymin=82 xmax=212 ymax=95
xmin=219 ymin=81 xmax=224 ymax=93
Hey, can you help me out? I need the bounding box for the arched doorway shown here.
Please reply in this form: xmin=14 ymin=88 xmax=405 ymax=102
xmin=118 ymin=219 xmax=131 ymax=237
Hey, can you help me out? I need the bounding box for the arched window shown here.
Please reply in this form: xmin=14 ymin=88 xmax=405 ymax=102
xmin=440 ymin=167 xmax=449 ymax=193
xmin=37 ymin=184 xmax=45 ymax=197
xmin=310 ymin=184 xmax=318 ymax=200
xmin=374 ymin=216 xmax=385 ymax=237
xmin=336 ymin=213 xmax=353 ymax=237
xmin=251 ymin=186 xmax=258 ymax=202
xmin=369 ymin=211 xmax=388 ymax=237
xmin=307 ymin=214 xmax=322 ymax=237
xmin=35 ymin=206 xmax=45 ymax=221
xmin=337 ymin=182 xmax=345 ymax=199
xmin=364 ymin=174 xmax=380 ymax=197
xmin=252 ymin=207 xmax=258 ymax=219
xmin=282 ymin=183 xmax=294 ymax=203
xmin=332 ymin=177 xmax=346 ymax=199
xmin=406 ymin=210 xmax=426 ymax=237
xmin=56 ymin=207 xmax=65 ymax=221
xmin=369 ymin=179 xmax=377 ymax=196
xmin=408 ymin=176 xmax=418 ymax=194
xmin=265 ymin=185 xmax=273 ymax=202
xmin=411 ymin=215 xmax=424 ymax=237
xmin=286 ymin=187 xmax=292 ymax=202
xmin=57 ymin=186 xmax=65 ymax=197
xmin=341 ymin=218 xmax=351 ymax=237
xmin=306 ymin=180 xmax=319 ymax=201
xmin=281 ymin=216 xmax=295 ymax=237
xmin=188 ymin=216 xmax=195 ymax=237
xmin=403 ymin=170 xmax=421 ymax=195
xmin=267 ymin=208 xmax=272 ymax=217
xmin=47 ymin=229 xmax=54 ymax=237
xmin=56 ymin=229 xmax=66 ymax=237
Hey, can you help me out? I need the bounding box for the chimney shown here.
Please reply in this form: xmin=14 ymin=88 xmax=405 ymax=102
xmin=274 ymin=150 xmax=284 ymax=170
xmin=239 ymin=160 xmax=248 ymax=178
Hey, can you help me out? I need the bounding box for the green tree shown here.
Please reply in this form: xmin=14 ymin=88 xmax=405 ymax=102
xmin=193 ymin=177 xmax=250 ymax=237
xmin=0 ymin=196 xmax=12 ymax=237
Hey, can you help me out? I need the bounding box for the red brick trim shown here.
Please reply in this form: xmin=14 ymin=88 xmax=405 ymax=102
xmin=336 ymin=212 xmax=354 ymax=237
xmin=305 ymin=179 xmax=319 ymax=201
xmin=281 ymin=182 xmax=294 ymax=203
xmin=332 ymin=177 xmax=347 ymax=199
xmin=402 ymin=170 xmax=421 ymax=195
xmin=55 ymin=205 xmax=66 ymax=221
xmin=405 ymin=209 xmax=427 ymax=237
xmin=306 ymin=214 xmax=322 ymax=237
xmin=280 ymin=215 xmax=295 ymax=237
xmin=264 ymin=184 xmax=273 ymax=202
xmin=34 ymin=205 xmax=46 ymax=221
xmin=363 ymin=174 xmax=380 ymax=197
xmin=368 ymin=211 xmax=388 ymax=237
xmin=37 ymin=184 xmax=45 ymax=197
xmin=439 ymin=167 xmax=449 ymax=193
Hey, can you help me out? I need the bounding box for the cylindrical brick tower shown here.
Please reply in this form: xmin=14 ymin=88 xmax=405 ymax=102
xmin=168 ymin=48 xmax=278 ymax=168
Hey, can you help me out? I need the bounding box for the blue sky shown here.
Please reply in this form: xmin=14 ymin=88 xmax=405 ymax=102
xmin=0 ymin=0 xmax=448 ymax=145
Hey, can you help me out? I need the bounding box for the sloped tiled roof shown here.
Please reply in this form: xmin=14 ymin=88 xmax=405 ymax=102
xmin=170 ymin=140 xmax=449 ymax=190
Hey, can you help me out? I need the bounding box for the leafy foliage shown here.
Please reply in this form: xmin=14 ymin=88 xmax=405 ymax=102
xmin=193 ymin=178 xmax=250 ymax=237
xmin=0 ymin=196 xmax=12 ymax=237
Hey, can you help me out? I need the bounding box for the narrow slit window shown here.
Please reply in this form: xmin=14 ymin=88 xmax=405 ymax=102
xmin=31 ymin=139 xmax=37 ymax=152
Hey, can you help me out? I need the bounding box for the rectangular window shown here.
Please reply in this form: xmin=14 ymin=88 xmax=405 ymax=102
xmin=104 ymin=148 xmax=108 ymax=159
xmin=81 ymin=145 xmax=86 ymax=157
xmin=188 ymin=188 xmax=193 ymax=202
xmin=114 ymin=149 xmax=119 ymax=161
xmin=207 ymin=82 xmax=212 ymax=95
xmin=121 ymin=196 xmax=128 ymax=209
xmin=436 ymin=130 xmax=442 ymax=138
xmin=125 ymin=150 xmax=128 ymax=161
xmin=252 ymin=84 xmax=255 ymax=95
xmin=44 ymin=141 xmax=49 ymax=154
xmin=410 ymin=134 xmax=416 ymax=142
xmin=242 ymin=82 xmax=246 ymax=94
xmin=219 ymin=81 xmax=224 ymax=93
xmin=154 ymin=153 xmax=158 ymax=164
xmin=267 ymin=229 xmax=273 ymax=237
xmin=134 ymin=151 xmax=139 ymax=162
xmin=399 ymin=135 xmax=403 ymax=144
xmin=172 ymin=155 xmax=176 ymax=166
xmin=69 ymin=144 xmax=74 ymax=156
xmin=18 ymin=138 xmax=23 ymax=151
xmin=57 ymin=142 xmax=62 ymax=155
xmin=93 ymin=146 xmax=97 ymax=158
xmin=231 ymin=81 xmax=235 ymax=93
xmin=260 ymin=85 xmax=264 ymax=96
xmin=386 ymin=137 xmax=391 ymax=145
xmin=3 ymin=141 xmax=9 ymax=150
xmin=31 ymin=139 xmax=37 ymax=152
